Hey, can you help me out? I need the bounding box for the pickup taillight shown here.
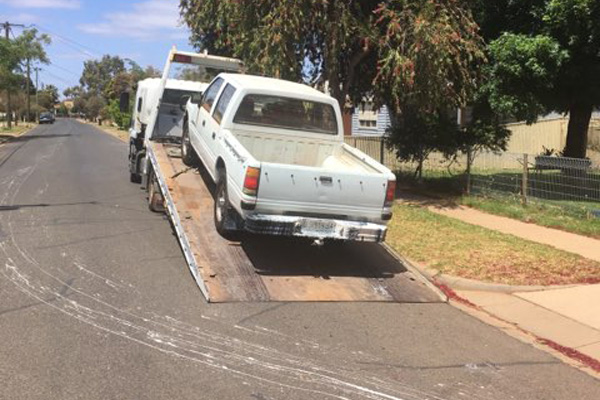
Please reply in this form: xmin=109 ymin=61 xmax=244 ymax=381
xmin=384 ymin=180 xmax=396 ymax=207
xmin=243 ymin=166 xmax=261 ymax=196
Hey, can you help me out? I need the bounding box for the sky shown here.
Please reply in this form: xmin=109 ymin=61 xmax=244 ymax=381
xmin=0 ymin=0 xmax=194 ymax=97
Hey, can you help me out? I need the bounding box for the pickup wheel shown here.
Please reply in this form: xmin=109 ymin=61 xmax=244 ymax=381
xmin=214 ymin=171 xmax=241 ymax=240
xmin=181 ymin=122 xmax=198 ymax=166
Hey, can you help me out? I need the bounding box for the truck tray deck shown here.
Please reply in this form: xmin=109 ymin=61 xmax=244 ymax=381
xmin=150 ymin=142 xmax=443 ymax=303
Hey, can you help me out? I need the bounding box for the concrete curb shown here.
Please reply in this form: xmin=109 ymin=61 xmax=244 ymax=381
xmin=406 ymin=261 xmax=580 ymax=294
xmin=380 ymin=243 xmax=448 ymax=302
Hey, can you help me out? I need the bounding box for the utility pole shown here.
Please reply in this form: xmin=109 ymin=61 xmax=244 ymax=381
xmin=2 ymin=21 xmax=25 ymax=129
xmin=26 ymin=58 xmax=31 ymax=122
xmin=34 ymin=67 xmax=41 ymax=122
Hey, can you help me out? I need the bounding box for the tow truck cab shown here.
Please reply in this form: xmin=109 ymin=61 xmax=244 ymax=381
xmin=128 ymin=79 xmax=207 ymax=183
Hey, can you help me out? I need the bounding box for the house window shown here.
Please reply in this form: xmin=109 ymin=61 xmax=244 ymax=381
xmin=359 ymin=119 xmax=377 ymax=128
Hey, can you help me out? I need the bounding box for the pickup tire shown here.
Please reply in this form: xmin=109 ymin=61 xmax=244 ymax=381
xmin=214 ymin=170 xmax=241 ymax=240
xmin=181 ymin=121 xmax=198 ymax=167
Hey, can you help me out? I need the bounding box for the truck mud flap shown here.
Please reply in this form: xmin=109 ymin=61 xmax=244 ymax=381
xmin=150 ymin=142 xmax=444 ymax=303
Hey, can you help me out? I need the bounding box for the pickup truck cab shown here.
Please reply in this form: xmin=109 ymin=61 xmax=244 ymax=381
xmin=183 ymin=73 xmax=396 ymax=242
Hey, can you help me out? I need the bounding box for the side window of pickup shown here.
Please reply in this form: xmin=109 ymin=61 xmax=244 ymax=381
xmin=201 ymin=78 xmax=224 ymax=113
xmin=213 ymin=84 xmax=236 ymax=124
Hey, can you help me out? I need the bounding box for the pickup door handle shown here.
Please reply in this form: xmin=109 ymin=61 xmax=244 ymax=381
xmin=319 ymin=176 xmax=333 ymax=184
xmin=202 ymin=120 xmax=206 ymax=127
xmin=212 ymin=132 xmax=216 ymax=139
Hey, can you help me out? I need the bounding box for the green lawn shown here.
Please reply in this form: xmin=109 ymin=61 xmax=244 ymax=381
xmin=386 ymin=203 xmax=600 ymax=286
xmin=396 ymin=168 xmax=600 ymax=239
xmin=461 ymin=195 xmax=600 ymax=239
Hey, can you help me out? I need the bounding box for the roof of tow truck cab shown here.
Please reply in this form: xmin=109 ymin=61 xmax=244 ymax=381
xmin=138 ymin=78 xmax=208 ymax=93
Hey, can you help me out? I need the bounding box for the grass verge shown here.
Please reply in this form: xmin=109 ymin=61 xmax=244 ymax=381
xmin=0 ymin=123 xmax=35 ymax=145
xmin=461 ymin=195 xmax=600 ymax=239
xmin=386 ymin=203 xmax=600 ymax=286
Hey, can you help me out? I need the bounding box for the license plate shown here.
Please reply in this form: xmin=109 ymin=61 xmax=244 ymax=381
xmin=301 ymin=219 xmax=336 ymax=234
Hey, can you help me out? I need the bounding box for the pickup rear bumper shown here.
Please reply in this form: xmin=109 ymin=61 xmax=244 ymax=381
xmin=244 ymin=214 xmax=387 ymax=243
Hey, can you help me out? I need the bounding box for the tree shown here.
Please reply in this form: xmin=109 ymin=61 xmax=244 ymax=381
xmin=371 ymin=1 xmax=500 ymax=178
xmin=106 ymin=99 xmax=131 ymax=129
xmin=0 ymin=37 xmax=21 ymax=118
xmin=387 ymin=108 xmax=460 ymax=179
xmin=72 ymin=95 xmax=87 ymax=115
xmin=1 ymin=29 xmax=50 ymax=127
xmin=73 ymin=55 xmax=158 ymax=126
xmin=143 ymin=65 xmax=161 ymax=78
xmin=181 ymin=0 xmax=489 ymax=171
xmin=177 ymin=65 xmax=213 ymax=82
xmin=80 ymin=55 xmax=126 ymax=97
xmin=63 ymin=85 xmax=83 ymax=99
xmin=103 ymin=62 xmax=159 ymax=128
xmin=474 ymin=0 xmax=600 ymax=158
xmin=84 ymin=96 xmax=106 ymax=121
xmin=38 ymin=85 xmax=59 ymax=110
xmin=483 ymin=34 xmax=567 ymax=123
xmin=373 ymin=1 xmax=485 ymax=114
xmin=14 ymin=28 xmax=51 ymax=121
xmin=57 ymin=103 xmax=69 ymax=117
xmin=180 ymin=1 xmax=485 ymax=112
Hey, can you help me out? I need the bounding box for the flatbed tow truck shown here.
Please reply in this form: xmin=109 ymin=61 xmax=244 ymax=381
xmin=125 ymin=47 xmax=443 ymax=303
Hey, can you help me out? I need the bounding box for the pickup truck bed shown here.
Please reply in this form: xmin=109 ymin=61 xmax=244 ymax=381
xmin=149 ymin=141 xmax=442 ymax=303
xmin=236 ymin=131 xmax=379 ymax=173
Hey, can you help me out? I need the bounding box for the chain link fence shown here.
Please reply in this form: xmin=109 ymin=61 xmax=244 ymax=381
xmin=345 ymin=135 xmax=600 ymax=217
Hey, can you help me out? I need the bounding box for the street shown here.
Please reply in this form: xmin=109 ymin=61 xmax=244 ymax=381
xmin=0 ymin=119 xmax=598 ymax=399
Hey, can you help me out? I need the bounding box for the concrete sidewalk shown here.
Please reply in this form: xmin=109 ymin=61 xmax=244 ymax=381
xmin=397 ymin=195 xmax=600 ymax=370
xmin=430 ymin=204 xmax=600 ymax=262
xmin=457 ymin=286 xmax=600 ymax=368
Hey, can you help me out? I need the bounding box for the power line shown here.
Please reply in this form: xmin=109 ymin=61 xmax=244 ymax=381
xmin=47 ymin=61 xmax=80 ymax=77
xmin=43 ymin=70 xmax=74 ymax=86
xmin=34 ymin=24 xmax=99 ymax=58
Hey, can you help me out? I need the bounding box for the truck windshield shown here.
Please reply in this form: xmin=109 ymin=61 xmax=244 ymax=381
xmin=233 ymin=94 xmax=338 ymax=135
xmin=162 ymin=89 xmax=199 ymax=106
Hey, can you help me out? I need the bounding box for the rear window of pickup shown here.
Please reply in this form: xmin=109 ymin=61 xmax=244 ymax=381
xmin=233 ymin=94 xmax=337 ymax=135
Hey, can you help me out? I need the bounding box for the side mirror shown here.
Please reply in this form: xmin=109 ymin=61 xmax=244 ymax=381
xmin=180 ymin=95 xmax=191 ymax=111
xmin=190 ymin=92 xmax=203 ymax=105
xmin=119 ymin=92 xmax=130 ymax=113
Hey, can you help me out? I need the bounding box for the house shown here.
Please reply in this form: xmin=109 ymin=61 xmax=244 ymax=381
xmin=351 ymin=97 xmax=391 ymax=136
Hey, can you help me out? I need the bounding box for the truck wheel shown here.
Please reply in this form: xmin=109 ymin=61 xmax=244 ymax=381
xmin=130 ymin=155 xmax=142 ymax=183
xmin=214 ymin=171 xmax=241 ymax=240
xmin=130 ymin=172 xmax=142 ymax=184
xmin=181 ymin=123 xmax=198 ymax=166
xmin=148 ymin=169 xmax=164 ymax=213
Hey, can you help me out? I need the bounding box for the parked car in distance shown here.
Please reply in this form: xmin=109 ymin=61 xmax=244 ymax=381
xmin=39 ymin=112 xmax=55 ymax=124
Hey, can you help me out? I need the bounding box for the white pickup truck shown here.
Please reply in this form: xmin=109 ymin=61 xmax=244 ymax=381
xmin=182 ymin=73 xmax=396 ymax=242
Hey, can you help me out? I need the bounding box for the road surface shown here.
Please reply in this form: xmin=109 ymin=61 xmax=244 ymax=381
xmin=0 ymin=119 xmax=598 ymax=399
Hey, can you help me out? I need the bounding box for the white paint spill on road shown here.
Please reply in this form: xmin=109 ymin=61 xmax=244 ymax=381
xmin=73 ymin=260 xmax=126 ymax=291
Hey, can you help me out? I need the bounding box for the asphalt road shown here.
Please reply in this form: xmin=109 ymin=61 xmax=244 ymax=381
xmin=0 ymin=119 xmax=598 ymax=400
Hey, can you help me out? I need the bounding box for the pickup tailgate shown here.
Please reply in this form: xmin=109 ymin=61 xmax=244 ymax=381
xmin=256 ymin=162 xmax=388 ymax=221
